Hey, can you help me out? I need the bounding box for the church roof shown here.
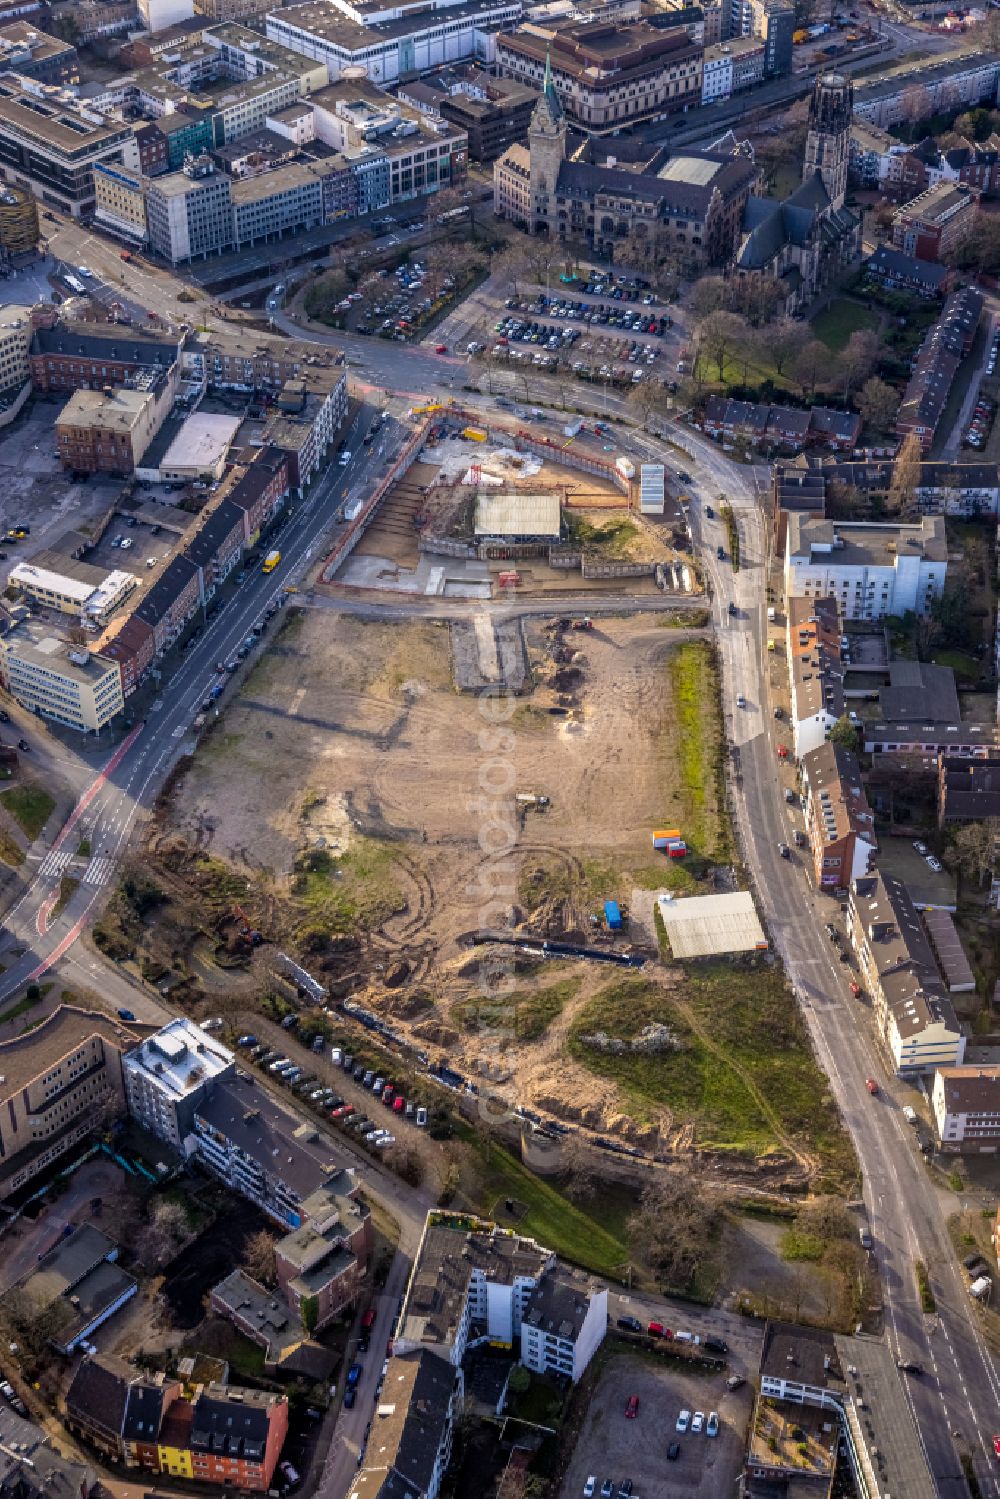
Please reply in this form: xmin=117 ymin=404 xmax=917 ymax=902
xmin=734 ymin=171 xmax=851 ymax=270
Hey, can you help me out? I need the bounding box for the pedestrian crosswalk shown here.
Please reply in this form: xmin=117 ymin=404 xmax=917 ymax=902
xmin=38 ymin=848 xmax=74 ymax=878
xmin=82 ymin=856 xmax=115 ymax=888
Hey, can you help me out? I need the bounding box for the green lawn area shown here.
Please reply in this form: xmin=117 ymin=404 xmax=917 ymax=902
xmin=810 ymin=299 xmax=880 ymax=352
xmin=460 ymin=1129 xmax=631 ymax=1278
xmin=931 ymin=649 xmax=982 ymax=680
xmin=0 ymin=987 xmax=44 ymax=1028
xmin=667 ymin=642 xmax=731 ymax=862
xmin=0 ymin=786 xmax=55 ymax=842
xmin=566 ymin=967 xmax=856 ymax=1191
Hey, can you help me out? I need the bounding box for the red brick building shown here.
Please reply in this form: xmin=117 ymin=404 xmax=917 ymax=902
xmin=29 ymin=323 xmax=182 ymax=394
xmin=225 ymin=447 xmax=289 ymax=545
xmin=188 ymin=1386 xmax=288 ymax=1491
xmin=97 ymin=615 xmax=156 ymax=697
xmin=892 ymin=182 xmax=976 ymax=263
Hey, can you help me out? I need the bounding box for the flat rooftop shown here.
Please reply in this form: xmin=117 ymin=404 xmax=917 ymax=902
xmin=160 ymin=410 xmax=240 ymax=471
xmin=788 ymin=514 xmax=948 ymax=567
xmin=833 ymin=1334 xmax=939 ymax=1499
xmin=657 ymin=890 xmax=767 ymax=958
xmin=127 ymin=1016 xmax=234 ymax=1099
xmin=474 ymin=490 xmax=561 ymax=538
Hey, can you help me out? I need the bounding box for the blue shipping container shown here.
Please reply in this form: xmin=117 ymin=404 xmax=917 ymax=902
xmin=604 ymin=900 xmax=622 ymax=931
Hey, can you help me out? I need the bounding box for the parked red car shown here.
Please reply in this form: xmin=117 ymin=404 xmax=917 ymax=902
xmin=624 ymin=1395 xmax=639 ymax=1419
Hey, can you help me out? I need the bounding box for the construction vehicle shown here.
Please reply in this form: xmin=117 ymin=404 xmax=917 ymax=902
xmin=233 ymin=903 xmax=263 ymax=945
xmin=462 ymin=426 xmax=488 ymax=442
xmin=409 ymin=402 xmax=444 ymax=417
xmin=515 ymin=793 xmax=550 ymax=809
xmin=571 ymin=617 xmax=594 ymax=630
xmin=497 ymin=570 xmax=521 ymax=588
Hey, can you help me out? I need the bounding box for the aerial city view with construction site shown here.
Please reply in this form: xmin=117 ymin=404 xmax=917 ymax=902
xmin=0 ymin=1 xmax=998 ymax=1497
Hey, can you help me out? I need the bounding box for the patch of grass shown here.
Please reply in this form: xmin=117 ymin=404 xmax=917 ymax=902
xmin=659 ymin=607 xmax=711 ymax=629
xmin=456 ymin=977 xmax=582 ymax=1042
xmin=293 ymin=839 xmax=402 ymax=936
xmin=76 ymin=837 xmax=91 ymax=858
xmin=810 ymin=298 xmax=880 ymax=353
xmin=564 ymin=514 xmax=639 ymax=558
xmin=0 ymin=826 xmax=24 ymax=866
xmin=0 ymin=786 xmax=55 ymax=841
xmin=667 ymin=641 xmax=731 ymax=862
xmin=780 ymin=1229 xmax=825 ymax=1262
xmin=931 ymin=650 xmax=981 ymax=680
xmin=460 ymin=1129 xmax=629 ymax=1278
xmin=0 ymin=987 xmax=44 ymax=1027
xmin=53 ymin=875 xmax=78 ymax=920
xmin=720 ymin=505 xmax=740 ymax=572
xmin=567 ymin=968 xmax=855 ymax=1189
xmin=916 ymin=1259 xmax=936 ymax=1313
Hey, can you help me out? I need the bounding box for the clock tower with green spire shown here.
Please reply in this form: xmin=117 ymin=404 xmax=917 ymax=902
xmin=528 ymin=49 xmax=566 ymax=234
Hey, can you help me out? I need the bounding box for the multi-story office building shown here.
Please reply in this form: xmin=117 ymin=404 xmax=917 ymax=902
xmin=230 ymin=161 xmax=323 ymax=243
xmin=0 ymin=623 xmax=123 ymax=732
xmin=307 ymin=80 xmax=467 ymax=201
xmin=0 ymin=1006 xmax=131 ymax=1198
xmin=0 ymin=74 xmax=138 ymax=216
xmin=123 ymin=1017 xmax=235 ymax=1150
xmin=266 ymin=0 xmax=522 ymax=87
xmin=0 ymin=298 xmax=29 ymax=390
xmin=784 ymin=514 xmax=947 ymax=620
xmin=146 ymin=154 xmax=233 ymax=263
xmin=496 ymin=20 xmax=703 ymax=130
xmin=9 ymin=561 xmax=137 ymax=626
xmin=195 ymin=0 xmax=271 ymax=21
xmin=93 ymin=162 xmax=148 ymax=244
xmin=932 ymin=1067 xmax=1000 ymax=1152
xmin=0 ymin=20 xmax=77 ymax=83
xmin=847 ymin=872 xmax=964 ymax=1074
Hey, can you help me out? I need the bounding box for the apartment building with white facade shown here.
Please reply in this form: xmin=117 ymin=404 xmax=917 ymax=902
xmin=784 ymin=514 xmax=947 ymax=621
xmin=932 ymin=1066 xmax=1000 ymax=1153
xmin=520 ymin=1275 xmax=608 ymax=1382
xmin=123 ymin=1016 xmax=234 ymax=1149
xmin=786 ymin=595 xmax=844 ymax=759
xmin=847 ymin=872 xmax=965 ymax=1075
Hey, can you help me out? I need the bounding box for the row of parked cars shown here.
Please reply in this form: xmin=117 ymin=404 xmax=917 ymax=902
xmin=964 ymin=391 xmax=995 ymax=450
xmin=507 ymin=293 xmax=672 ymax=336
xmin=237 ymin=1031 xmax=429 ymax=1148
xmin=0 ymin=1379 xmax=27 ymax=1418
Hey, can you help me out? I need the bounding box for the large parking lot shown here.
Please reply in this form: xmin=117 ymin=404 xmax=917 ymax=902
xmin=562 ymin=1351 xmax=752 ymax=1499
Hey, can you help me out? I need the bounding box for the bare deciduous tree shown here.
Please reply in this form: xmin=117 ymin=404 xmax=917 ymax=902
xmin=243 ymin=1229 xmax=278 ymax=1289
xmin=626 ymin=1174 xmax=718 ymax=1290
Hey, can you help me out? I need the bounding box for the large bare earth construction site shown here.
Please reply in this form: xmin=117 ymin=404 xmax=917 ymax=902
xmin=118 ymin=604 xmax=853 ymax=1200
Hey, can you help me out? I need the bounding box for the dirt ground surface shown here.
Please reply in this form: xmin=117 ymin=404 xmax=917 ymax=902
xmin=560 ymin=1350 xmax=753 ymax=1499
xmin=349 ymin=428 xmax=688 ymax=596
xmin=143 ymin=609 xmax=725 ymax=1142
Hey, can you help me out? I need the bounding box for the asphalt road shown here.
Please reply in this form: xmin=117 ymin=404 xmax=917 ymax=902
xmin=691 ymin=463 xmax=1000 ymax=1499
